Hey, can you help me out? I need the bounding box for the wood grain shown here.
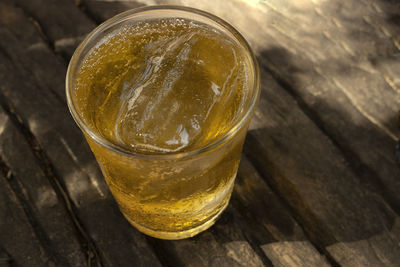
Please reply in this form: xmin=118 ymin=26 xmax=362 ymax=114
xmin=249 ymin=0 xmax=400 ymax=214
xmin=1 ymin=0 xmax=400 ymax=266
xmin=234 ymin=156 xmax=331 ymax=266
xmin=126 ymin=0 xmax=400 ymax=217
xmin=80 ymin=0 xmax=145 ymax=23
xmin=261 ymin=241 xmax=329 ymax=267
xmin=0 ymin=172 xmax=51 ymax=267
xmin=11 ymin=0 xmax=96 ymax=57
xmin=1 ymin=1 xmax=332 ymax=266
xmin=244 ymin=68 xmax=400 ymax=266
xmin=0 ymin=2 xmax=161 ymax=266
xmin=0 ymin=108 xmax=87 ymax=266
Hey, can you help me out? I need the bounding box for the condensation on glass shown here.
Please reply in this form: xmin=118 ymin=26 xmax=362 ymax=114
xmin=66 ymin=6 xmax=260 ymax=240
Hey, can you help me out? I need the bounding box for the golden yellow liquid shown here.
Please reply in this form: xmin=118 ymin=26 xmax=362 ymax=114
xmin=74 ymin=18 xmax=251 ymax=239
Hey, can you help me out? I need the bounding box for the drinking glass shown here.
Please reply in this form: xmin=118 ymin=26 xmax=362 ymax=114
xmin=66 ymin=6 xmax=260 ymax=240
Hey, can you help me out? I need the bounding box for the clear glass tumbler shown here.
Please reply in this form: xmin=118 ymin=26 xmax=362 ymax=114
xmin=66 ymin=6 xmax=260 ymax=240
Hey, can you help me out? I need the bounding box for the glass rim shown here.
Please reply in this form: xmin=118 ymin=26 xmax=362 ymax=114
xmin=66 ymin=5 xmax=260 ymax=160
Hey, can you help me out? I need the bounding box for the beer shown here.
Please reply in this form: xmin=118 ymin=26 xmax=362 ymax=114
xmin=67 ymin=7 xmax=259 ymax=239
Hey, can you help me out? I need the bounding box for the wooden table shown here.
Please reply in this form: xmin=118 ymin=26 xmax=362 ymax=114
xmin=1 ymin=0 xmax=400 ymax=266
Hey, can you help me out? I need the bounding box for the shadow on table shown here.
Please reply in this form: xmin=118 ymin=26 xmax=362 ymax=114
xmin=141 ymin=40 xmax=399 ymax=263
xmin=62 ymin=0 xmax=400 ymax=264
xmin=230 ymin=43 xmax=400 ymax=262
xmin=76 ymin=41 xmax=400 ymax=266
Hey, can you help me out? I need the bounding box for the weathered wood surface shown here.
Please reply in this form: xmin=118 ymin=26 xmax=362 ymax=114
xmin=0 ymin=107 xmax=86 ymax=266
xmin=0 ymin=2 xmax=162 ymax=267
xmin=0 ymin=0 xmax=399 ymax=266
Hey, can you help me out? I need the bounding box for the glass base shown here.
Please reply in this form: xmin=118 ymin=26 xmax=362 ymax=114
xmin=122 ymin=200 xmax=230 ymax=240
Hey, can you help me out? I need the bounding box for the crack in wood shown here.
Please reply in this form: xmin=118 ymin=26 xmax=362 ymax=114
xmin=0 ymin=156 xmax=67 ymax=267
xmin=0 ymin=46 xmax=12 ymax=62
xmin=4 ymin=1 xmax=399 ymax=265
xmin=0 ymin=95 xmax=103 ymax=267
xmin=0 ymin=41 xmax=66 ymax=106
xmin=0 ymin=3 xmax=165 ymax=265
xmin=242 ymin=137 xmax=341 ymax=267
xmin=0 ymin=247 xmax=12 ymax=267
xmin=59 ymin=5 xmax=194 ymax=263
xmin=11 ymin=2 xmax=71 ymax=63
xmin=234 ymin=237 xmax=274 ymax=267
xmin=259 ymin=61 xmax=400 ymax=216
xmin=223 ymin=196 xmax=276 ymax=267
xmin=144 ymin=237 xmax=186 ymax=267
xmin=75 ymin=0 xmax=104 ymax=25
xmin=27 ymin=16 xmax=55 ymax=51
